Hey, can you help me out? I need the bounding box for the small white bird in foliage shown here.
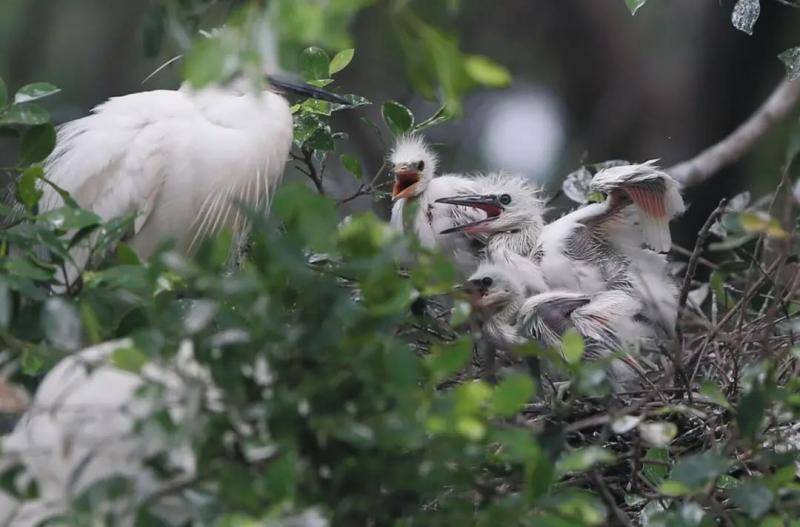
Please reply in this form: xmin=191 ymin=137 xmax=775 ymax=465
xmin=388 ymin=135 xmax=491 ymax=274
xmin=465 ymin=262 xmax=649 ymax=386
xmin=0 ymin=339 xmax=217 ymax=526
xmin=437 ymin=162 xmax=684 ymax=334
xmin=39 ymin=73 xmax=349 ymax=280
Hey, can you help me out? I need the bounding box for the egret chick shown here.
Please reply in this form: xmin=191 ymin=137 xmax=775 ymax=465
xmin=388 ymin=135 xmax=487 ymax=274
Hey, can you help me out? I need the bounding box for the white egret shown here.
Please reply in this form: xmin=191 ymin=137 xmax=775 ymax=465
xmin=39 ymin=74 xmax=349 ymax=282
xmin=388 ymin=135 xmax=489 ymax=274
xmin=0 ymin=339 xmax=217 ymax=526
xmin=389 ymin=136 xmax=547 ymax=275
xmin=437 ymin=162 xmax=684 ymax=334
xmin=465 ymin=262 xmax=649 ymax=387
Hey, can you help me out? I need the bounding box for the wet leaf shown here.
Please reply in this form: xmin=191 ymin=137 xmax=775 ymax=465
xmin=382 ymin=101 xmax=414 ymax=136
xmin=0 ymin=103 xmax=50 ymax=125
xmin=14 ymin=82 xmax=61 ymax=104
xmin=39 ymin=207 xmax=102 ymax=230
xmin=329 ymin=48 xmax=355 ymax=75
xmin=300 ymin=47 xmax=330 ymax=81
xmin=731 ymin=0 xmax=761 ymax=35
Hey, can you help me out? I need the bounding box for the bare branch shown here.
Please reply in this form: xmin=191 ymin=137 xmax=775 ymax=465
xmin=668 ymin=78 xmax=800 ymax=187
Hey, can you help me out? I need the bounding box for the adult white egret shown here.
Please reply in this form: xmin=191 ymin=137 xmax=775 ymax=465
xmin=0 ymin=339 xmax=217 ymax=526
xmin=39 ymin=75 xmax=349 ymax=282
xmin=437 ymin=162 xmax=684 ymax=333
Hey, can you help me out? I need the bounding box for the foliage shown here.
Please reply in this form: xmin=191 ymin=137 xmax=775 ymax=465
xmin=2 ymin=1 xmax=800 ymax=526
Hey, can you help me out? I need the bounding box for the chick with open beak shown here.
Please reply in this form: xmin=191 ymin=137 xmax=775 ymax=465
xmin=387 ymin=135 xmax=494 ymax=275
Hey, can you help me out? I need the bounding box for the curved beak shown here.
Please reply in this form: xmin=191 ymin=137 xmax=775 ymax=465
xmin=435 ymin=194 xmax=505 ymax=234
xmin=266 ymin=75 xmax=352 ymax=106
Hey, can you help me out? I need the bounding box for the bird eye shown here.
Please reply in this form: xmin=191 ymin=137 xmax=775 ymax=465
xmin=499 ymin=194 xmax=512 ymax=205
xmin=481 ymin=276 xmax=493 ymax=287
xmin=417 ymin=161 xmax=425 ymax=171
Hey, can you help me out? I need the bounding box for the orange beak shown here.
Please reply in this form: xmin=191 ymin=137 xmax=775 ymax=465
xmin=392 ymin=167 xmax=421 ymax=201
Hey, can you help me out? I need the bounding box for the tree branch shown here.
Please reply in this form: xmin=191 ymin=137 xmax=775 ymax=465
xmin=668 ymin=78 xmax=800 ymax=187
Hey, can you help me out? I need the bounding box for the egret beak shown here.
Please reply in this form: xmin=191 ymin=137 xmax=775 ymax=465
xmin=266 ymin=75 xmax=351 ymax=106
xmin=435 ymin=194 xmax=505 ymax=234
xmin=463 ymin=279 xmax=489 ymax=306
xmin=392 ymin=163 xmax=421 ymax=201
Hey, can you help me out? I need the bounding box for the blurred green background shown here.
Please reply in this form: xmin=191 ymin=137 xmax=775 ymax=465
xmin=1 ymin=0 xmax=798 ymax=246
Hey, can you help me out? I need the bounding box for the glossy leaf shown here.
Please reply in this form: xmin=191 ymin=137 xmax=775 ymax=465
xmin=39 ymin=206 xmax=102 ymax=230
xmin=16 ymin=166 xmax=44 ymax=210
xmin=300 ymin=47 xmax=330 ymax=81
xmin=0 ymin=103 xmax=50 ymax=125
xmin=14 ymin=82 xmax=61 ymax=104
xmin=382 ymin=101 xmax=414 ymax=136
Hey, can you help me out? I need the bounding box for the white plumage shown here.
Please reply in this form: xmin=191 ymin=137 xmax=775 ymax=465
xmin=42 ymin=83 xmax=293 ymax=268
xmin=0 ymin=339 xmax=217 ymax=526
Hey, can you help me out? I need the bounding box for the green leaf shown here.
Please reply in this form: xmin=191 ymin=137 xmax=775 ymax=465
xmin=0 ymin=77 xmax=7 ymax=108
xmin=426 ymin=338 xmax=471 ymax=383
xmin=464 ymin=55 xmax=511 ymax=87
xmin=490 ymin=373 xmax=536 ymax=417
xmin=14 ymin=82 xmax=61 ymax=104
xmin=5 ymin=258 xmax=54 ymax=281
xmin=700 ymin=381 xmax=732 ymax=410
xmin=300 ymin=47 xmax=330 ymax=81
xmin=20 ymin=124 xmax=56 ymax=165
xmin=0 ymin=281 xmax=11 ymax=331
xmin=556 ymin=447 xmax=615 ymax=476
xmin=340 ymin=154 xmax=363 ymax=180
xmin=729 ymin=480 xmax=773 ymax=519
xmin=329 ymin=48 xmax=355 ymax=75
xmin=16 ymin=166 xmax=43 ymax=210
xmin=561 ymin=329 xmax=584 ymax=364
xmin=382 ymin=101 xmax=414 ymax=137
xmin=779 ymin=47 xmax=800 ymax=81
xmin=0 ymin=103 xmax=50 ymax=125
xmin=111 ymin=346 xmax=149 ymax=373
xmin=39 ymin=206 xmax=102 ymax=230
xmin=625 ymin=0 xmax=649 ymax=15
xmin=670 ymin=451 xmax=730 ymax=489
xmin=305 ymin=126 xmax=334 ymax=151
xmin=737 ymin=387 xmax=767 ymax=440
xmin=21 ymin=350 xmax=44 ymax=375
xmin=183 ymin=37 xmax=228 ymax=88
xmin=643 ymin=448 xmax=669 ymax=486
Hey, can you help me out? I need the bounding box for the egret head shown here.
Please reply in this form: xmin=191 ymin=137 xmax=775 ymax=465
xmin=465 ymin=261 xmax=525 ymax=315
xmin=435 ymin=174 xmax=545 ymax=235
xmin=390 ymin=135 xmax=438 ymax=201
